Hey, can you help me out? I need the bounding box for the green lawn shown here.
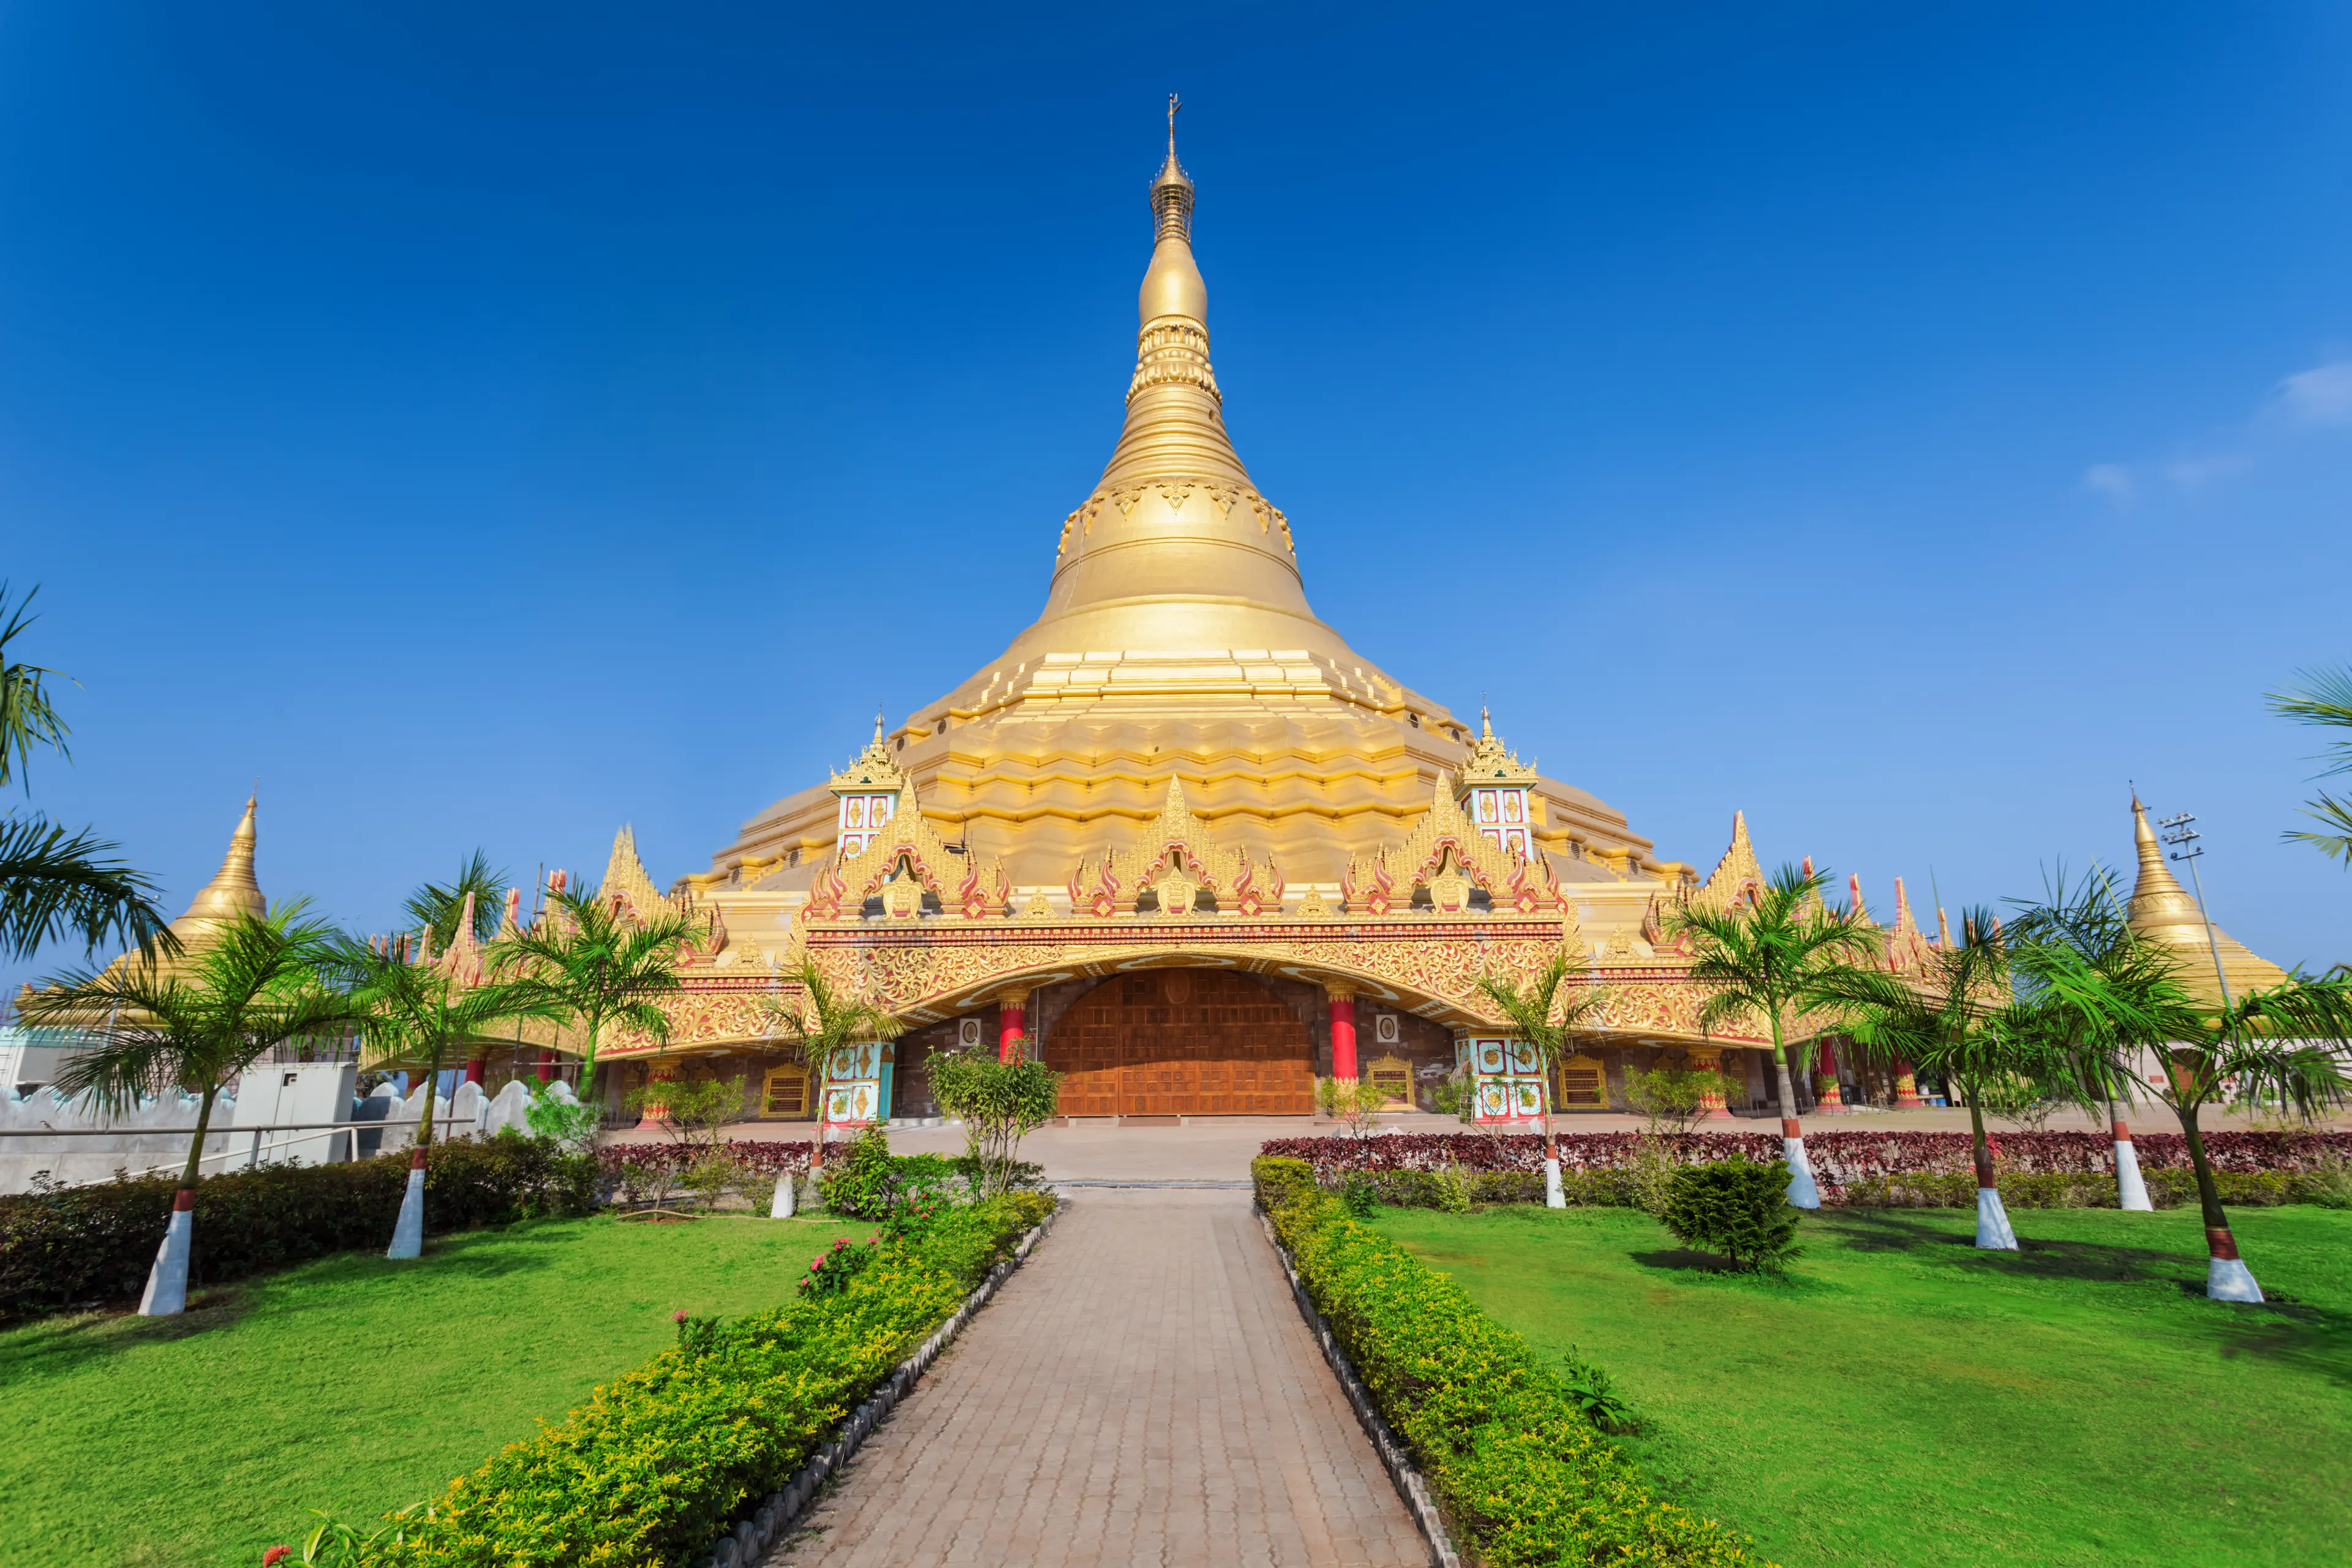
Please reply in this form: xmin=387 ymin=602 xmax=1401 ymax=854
xmin=1373 ymin=1204 xmax=2352 ymax=1568
xmin=0 ymin=1213 xmax=867 ymax=1568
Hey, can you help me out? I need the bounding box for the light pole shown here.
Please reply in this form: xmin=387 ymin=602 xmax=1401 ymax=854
xmin=2155 ymin=810 xmax=2235 ymax=1011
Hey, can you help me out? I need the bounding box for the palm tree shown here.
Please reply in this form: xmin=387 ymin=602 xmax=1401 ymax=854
xmin=1670 ymin=862 xmax=1893 ymax=1208
xmin=764 ymin=957 xmax=902 ymax=1174
xmin=2003 ymin=865 xmax=2155 ymax=1210
xmin=324 ymin=925 xmax=559 ymax=1258
xmin=17 ymin=902 xmax=351 ymax=1315
xmin=1476 ymin=951 xmax=1609 ymax=1208
xmin=486 ymin=878 xmax=704 ymax=1116
xmin=1849 ymin=910 xmax=2053 ymax=1249
xmin=2015 ymin=929 xmax=2352 ymax=1301
xmin=2267 ymin=665 xmax=2352 ymax=865
xmin=403 ymin=851 xmax=509 ymax=950
xmin=0 ymin=582 xmax=173 ymax=962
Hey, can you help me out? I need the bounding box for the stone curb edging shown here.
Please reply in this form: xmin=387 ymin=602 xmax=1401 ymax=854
xmin=694 ymin=1206 xmax=1061 ymax=1568
xmin=1256 ymin=1207 xmax=1463 ymax=1568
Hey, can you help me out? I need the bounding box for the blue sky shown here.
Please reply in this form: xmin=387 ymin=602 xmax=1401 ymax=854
xmin=4 ymin=2 xmax=2349 ymax=992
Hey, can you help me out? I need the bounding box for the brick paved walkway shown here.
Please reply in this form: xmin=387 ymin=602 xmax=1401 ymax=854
xmin=765 ymin=1188 xmax=1428 ymax=1568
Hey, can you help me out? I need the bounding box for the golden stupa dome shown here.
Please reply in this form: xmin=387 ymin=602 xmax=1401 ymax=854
xmin=714 ymin=117 xmax=1659 ymax=892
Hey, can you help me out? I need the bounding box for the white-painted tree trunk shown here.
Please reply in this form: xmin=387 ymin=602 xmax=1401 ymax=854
xmin=2113 ymin=1139 xmax=2152 ymax=1212
xmin=771 ymin=1170 xmax=797 ymax=1218
xmin=2207 ymin=1257 xmax=2264 ymax=1302
xmin=386 ymin=1158 xmax=426 ymax=1259
xmin=1544 ymin=1158 xmax=1564 ymax=1209
xmin=1782 ymin=1134 xmax=1821 ymax=1209
xmin=1975 ymin=1186 xmax=2019 ymax=1250
xmin=138 ymin=1195 xmax=193 ymax=1316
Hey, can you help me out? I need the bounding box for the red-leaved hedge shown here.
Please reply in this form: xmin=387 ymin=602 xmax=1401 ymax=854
xmin=595 ymin=1139 xmax=813 ymax=1180
xmin=1261 ymin=1129 xmax=2352 ymax=1200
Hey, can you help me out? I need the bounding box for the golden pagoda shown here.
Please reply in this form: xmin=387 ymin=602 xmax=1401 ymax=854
xmin=167 ymin=796 xmax=266 ymax=946
xmin=575 ymin=119 xmax=1977 ymax=1126
xmin=2125 ymin=794 xmax=2288 ymax=1005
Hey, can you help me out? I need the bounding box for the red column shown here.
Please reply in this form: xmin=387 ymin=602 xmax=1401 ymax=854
xmin=1328 ymin=988 xmax=1358 ymax=1079
xmin=1814 ymin=1041 xmax=1844 ymax=1109
xmin=1894 ymin=1058 xmax=1922 ymax=1107
xmin=1692 ymin=1048 xmax=1733 ymax=1120
xmin=464 ymin=1058 xmax=486 ymax=1085
xmin=535 ymin=1049 xmax=556 ymax=1084
xmin=998 ymin=990 xmax=1029 ymax=1063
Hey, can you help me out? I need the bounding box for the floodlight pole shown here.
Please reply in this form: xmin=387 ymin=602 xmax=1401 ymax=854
xmin=2156 ymin=811 xmax=2234 ymax=1012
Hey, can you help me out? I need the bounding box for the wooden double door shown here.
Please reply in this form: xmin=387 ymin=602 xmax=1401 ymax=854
xmin=1044 ymin=969 xmax=1315 ymax=1116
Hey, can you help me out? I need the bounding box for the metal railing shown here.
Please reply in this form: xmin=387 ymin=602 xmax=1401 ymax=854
xmin=0 ymin=1118 xmax=426 ymax=1182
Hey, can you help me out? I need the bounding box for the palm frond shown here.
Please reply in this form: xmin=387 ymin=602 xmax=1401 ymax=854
xmin=766 ymin=957 xmax=901 ymax=1078
xmin=0 ymin=582 xmax=73 ymax=791
xmin=2267 ymin=664 xmax=2352 ymax=775
xmin=404 ymin=850 xmax=511 ymax=947
xmin=2283 ymin=791 xmax=2352 ymax=867
xmin=0 ymin=813 xmax=177 ymax=962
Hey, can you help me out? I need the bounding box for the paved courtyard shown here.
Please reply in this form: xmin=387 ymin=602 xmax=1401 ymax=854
xmin=763 ymin=1186 xmax=1430 ymax=1568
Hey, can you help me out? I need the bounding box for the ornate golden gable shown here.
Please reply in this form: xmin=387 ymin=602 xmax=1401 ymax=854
xmin=601 ymin=824 xmax=728 ymax=962
xmin=1688 ymin=810 xmax=1764 ymax=916
xmin=1066 ymin=776 xmax=1285 ymax=917
xmin=605 ymin=826 xmax=683 ymax=925
xmin=1340 ymin=772 xmax=1564 ymax=916
xmin=804 ymin=780 xmax=1011 ymax=921
xmin=1880 ymin=875 xmax=1939 ymax=976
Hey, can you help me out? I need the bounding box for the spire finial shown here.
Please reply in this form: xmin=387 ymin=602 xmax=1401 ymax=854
xmin=1480 ymin=693 xmax=1491 ymax=739
xmin=1167 ymin=92 xmax=1181 ymax=157
xmin=873 ymin=706 xmax=885 ymax=746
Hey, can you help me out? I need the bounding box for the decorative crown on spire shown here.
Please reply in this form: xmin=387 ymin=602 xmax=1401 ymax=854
xmin=1152 ymin=92 xmax=1194 ymax=241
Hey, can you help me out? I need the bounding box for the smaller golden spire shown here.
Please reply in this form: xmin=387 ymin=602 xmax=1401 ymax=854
xmin=168 ymin=794 xmax=267 ymax=941
xmin=2125 ymin=791 xmax=2288 ymax=1003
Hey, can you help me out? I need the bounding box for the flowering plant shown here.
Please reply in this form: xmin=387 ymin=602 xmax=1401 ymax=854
xmin=796 ymin=1234 xmax=880 ymax=1298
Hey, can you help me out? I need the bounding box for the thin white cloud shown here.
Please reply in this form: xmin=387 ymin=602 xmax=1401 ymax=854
xmin=2079 ymin=462 xmax=2135 ymax=508
xmin=2082 ymin=356 xmax=2351 ymax=505
xmin=2162 ymin=453 xmax=2250 ymax=491
xmin=2274 ymin=360 xmax=2352 ymax=428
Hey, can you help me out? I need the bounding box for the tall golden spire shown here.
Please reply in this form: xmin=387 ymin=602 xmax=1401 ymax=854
xmin=2125 ymin=792 xmax=2286 ymax=1004
xmin=168 ymin=795 xmax=266 ymax=941
xmin=1022 ymin=102 xmax=1327 ymax=647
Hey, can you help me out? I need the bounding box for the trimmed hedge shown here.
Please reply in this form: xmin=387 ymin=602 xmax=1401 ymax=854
xmin=1265 ymin=1129 xmax=2352 ymax=1182
xmin=0 ymin=1134 xmax=598 ymax=1322
xmin=1270 ymin=1131 xmax=2352 ymax=1207
xmin=1253 ymin=1156 xmax=1756 ymax=1567
xmin=364 ymin=1192 xmax=1055 ymax=1567
xmin=1355 ymin=1163 xmax=2339 ymax=1213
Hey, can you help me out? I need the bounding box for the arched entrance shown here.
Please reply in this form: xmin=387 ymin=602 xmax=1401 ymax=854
xmin=1044 ymin=969 xmax=1315 ymax=1115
